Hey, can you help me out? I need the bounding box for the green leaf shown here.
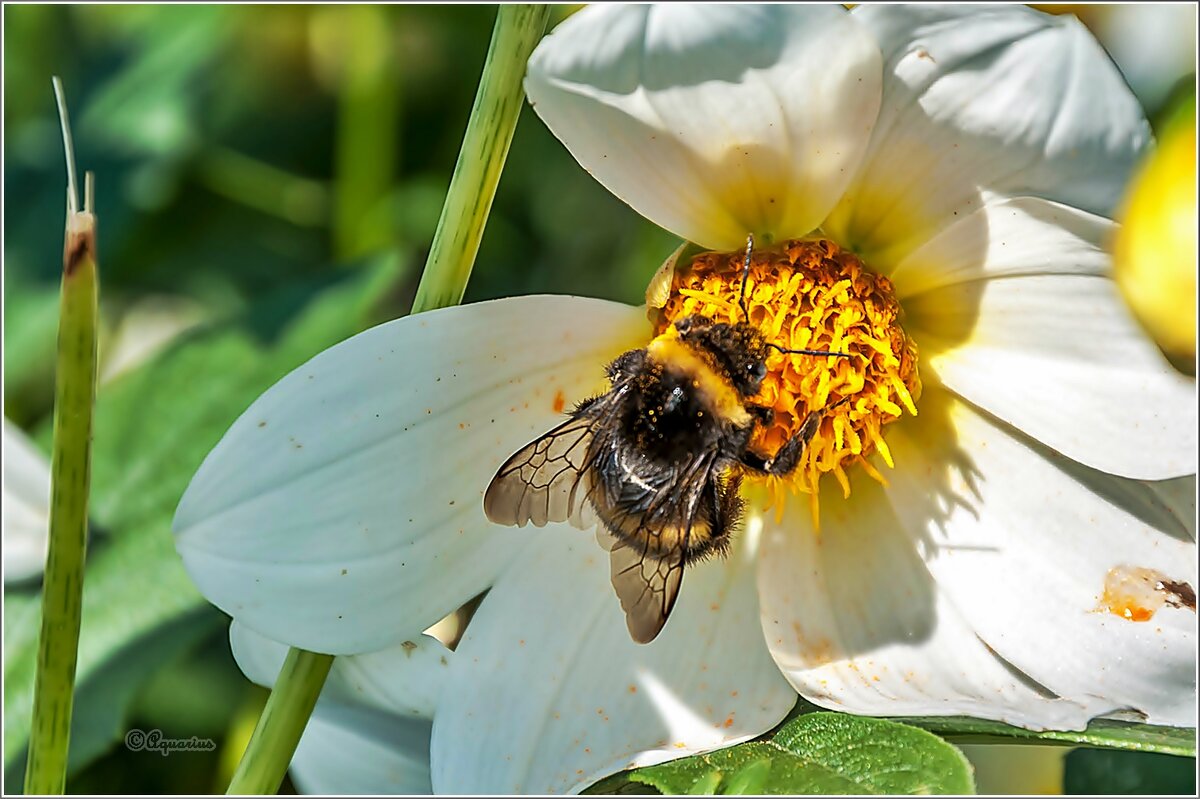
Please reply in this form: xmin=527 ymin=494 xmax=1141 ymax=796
xmin=66 ymin=611 xmax=222 ymax=771
xmin=4 ymin=258 xmax=402 ymax=779
xmin=1063 ymin=749 xmax=1196 ymax=795
xmin=88 ymin=257 xmax=403 ymax=534
xmin=783 ymin=696 xmax=1196 ymax=758
xmin=1 ymin=274 xmax=60 ymax=420
xmin=6 ymin=604 xmax=222 ymax=786
xmin=583 ymin=772 xmax=662 ymax=795
xmin=631 ymin=743 xmax=857 ymax=795
xmin=621 ymin=713 xmax=974 ymax=795
xmin=80 ymin=5 xmax=230 ymax=157
xmin=3 ymin=522 xmax=217 ymax=778
xmin=896 ymin=715 xmax=1196 ymax=758
xmin=2 ymin=594 xmax=43 ymax=771
xmin=774 ymin=713 xmax=974 ymax=794
xmin=720 ymin=757 xmax=772 ymax=795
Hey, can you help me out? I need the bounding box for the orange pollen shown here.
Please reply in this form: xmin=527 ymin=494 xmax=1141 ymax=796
xmin=652 ymin=238 xmax=921 ymax=520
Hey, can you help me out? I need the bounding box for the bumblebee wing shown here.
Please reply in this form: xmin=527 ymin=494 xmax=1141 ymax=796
xmin=597 ymin=528 xmax=685 ymax=644
xmin=484 ymin=414 xmax=602 ymax=530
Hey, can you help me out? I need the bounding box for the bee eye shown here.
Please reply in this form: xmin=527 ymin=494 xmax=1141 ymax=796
xmin=748 ymin=362 xmax=766 ymax=380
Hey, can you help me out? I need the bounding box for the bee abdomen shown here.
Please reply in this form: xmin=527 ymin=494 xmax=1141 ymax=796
xmin=588 ymin=469 xmax=742 ymax=565
xmin=596 ymin=501 xmax=714 ymax=561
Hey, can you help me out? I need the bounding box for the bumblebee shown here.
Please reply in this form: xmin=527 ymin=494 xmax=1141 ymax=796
xmin=484 ymin=236 xmax=847 ymax=643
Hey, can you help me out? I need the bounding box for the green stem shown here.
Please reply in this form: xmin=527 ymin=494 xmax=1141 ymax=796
xmin=25 ymin=81 xmax=99 ymax=795
xmin=411 ymin=3 xmax=550 ymax=313
xmin=333 ymin=4 xmax=400 ymax=261
xmin=197 ymin=147 xmax=329 ymax=229
xmin=224 ymin=649 xmax=334 ymax=795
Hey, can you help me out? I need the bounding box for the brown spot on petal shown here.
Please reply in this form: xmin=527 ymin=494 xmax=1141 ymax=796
xmin=1161 ymin=580 xmax=1197 ymax=611
xmin=1098 ymin=565 xmax=1197 ymax=621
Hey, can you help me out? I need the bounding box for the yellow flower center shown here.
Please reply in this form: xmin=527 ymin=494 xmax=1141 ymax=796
xmin=651 ymin=239 xmax=921 ymax=525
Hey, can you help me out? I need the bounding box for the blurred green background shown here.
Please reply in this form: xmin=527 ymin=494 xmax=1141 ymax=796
xmin=2 ymin=4 xmax=1195 ymax=795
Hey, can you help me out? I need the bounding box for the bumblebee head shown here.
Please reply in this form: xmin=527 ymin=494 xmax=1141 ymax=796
xmin=671 ymin=314 xmax=770 ymax=398
xmin=741 ymin=359 xmax=768 ymax=393
xmin=719 ymin=326 xmax=770 ymax=396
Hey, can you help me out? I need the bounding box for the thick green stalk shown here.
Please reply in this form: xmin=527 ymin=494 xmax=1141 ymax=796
xmin=198 ymin=148 xmax=329 ymax=229
xmin=332 ymin=4 xmax=400 ymax=261
xmin=224 ymin=649 xmax=334 ymax=795
xmin=221 ymin=7 xmax=547 ymax=795
xmin=25 ymin=80 xmax=99 ymax=795
xmin=411 ymin=3 xmax=550 ymax=313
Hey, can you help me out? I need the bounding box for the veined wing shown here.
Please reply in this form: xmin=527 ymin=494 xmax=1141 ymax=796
xmin=591 ymin=448 xmax=723 ymax=643
xmin=598 ymin=527 xmax=685 ymax=644
xmin=484 ymin=414 xmax=601 ymax=530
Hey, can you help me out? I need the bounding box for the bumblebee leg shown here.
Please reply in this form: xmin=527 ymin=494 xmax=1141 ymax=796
xmin=710 ymin=473 xmax=744 ymax=557
xmin=746 ymin=404 xmax=774 ymax=425
xmin=739 ymin=410 xmax=821 ymax=476
xmin=605 ymin=348 xmax=648 ymax=382
xmin=671 ymin=314 xmax=713 ymax=336
xmin=682 ymin=475 xmax=742 ymax=565
xmin=573 ymin=395 xmax=601 ymax=414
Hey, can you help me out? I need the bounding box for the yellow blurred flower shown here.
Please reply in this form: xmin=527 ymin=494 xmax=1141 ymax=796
xmin=1114 ymin=105 xmax=1197 ymax=370
xmin=960 ymin=744 xmax=1067 ymax=795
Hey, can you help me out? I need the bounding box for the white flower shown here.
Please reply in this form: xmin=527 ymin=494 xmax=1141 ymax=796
xmin=3 ymin=418 xmax=52 ymax=584
xmin=1092 ymin=4 xmax=1197 ymax=113
xmin=230 ymin=623 xmax=440 ymax=794
xmin=175 ymin=5 xmax=1197 ymax=794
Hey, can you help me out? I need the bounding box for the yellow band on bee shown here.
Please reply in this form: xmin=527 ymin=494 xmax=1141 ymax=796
xmin=647 ymin=334 xmax=751 ymax=427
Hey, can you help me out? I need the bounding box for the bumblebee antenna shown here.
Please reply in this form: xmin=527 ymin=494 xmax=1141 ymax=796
xmin=766 ymin=342 xmax=852 ymax=359
xmin=739 ymin=234 xmax=753 ymax=322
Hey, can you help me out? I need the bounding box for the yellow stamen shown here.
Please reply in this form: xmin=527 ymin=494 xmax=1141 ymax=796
xmin=652 ymin=238 xmax=921 ymax=516
xmin=857 ymin=456 xmax=889 ymax=487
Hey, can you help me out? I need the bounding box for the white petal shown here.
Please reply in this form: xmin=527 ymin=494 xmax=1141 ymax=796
xmin=758 ymin=470 xmax=1106 ymax=729
xmin=3 ymin=419 xmax=51 ymax=584
xmin=886 ymin=392 xmax=1197 ymax=726
xmin=1140 ymin=476 xmax=1197 ymax=542
xmin=229 ymin=622 xmax=452 ymax=719
xmin=888 ymin=197 xmax=1111 ymax=298
xmin=526 ymin=4 xmax=881 ymax=251
xmin=175 ymin=296 xmax=648 ymax=654
xmin=1097 ymin=4 xmax=1198 ymax=113
xmin=906 ymin=268 xmax=1197 ymax=479
xmin=431 ymin=527 xmax=795 ymax=795
xmin=827 ymin=5 xmax=1150 ymax=268
xmin=290 ymin=700 xmax=433 ymax=795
